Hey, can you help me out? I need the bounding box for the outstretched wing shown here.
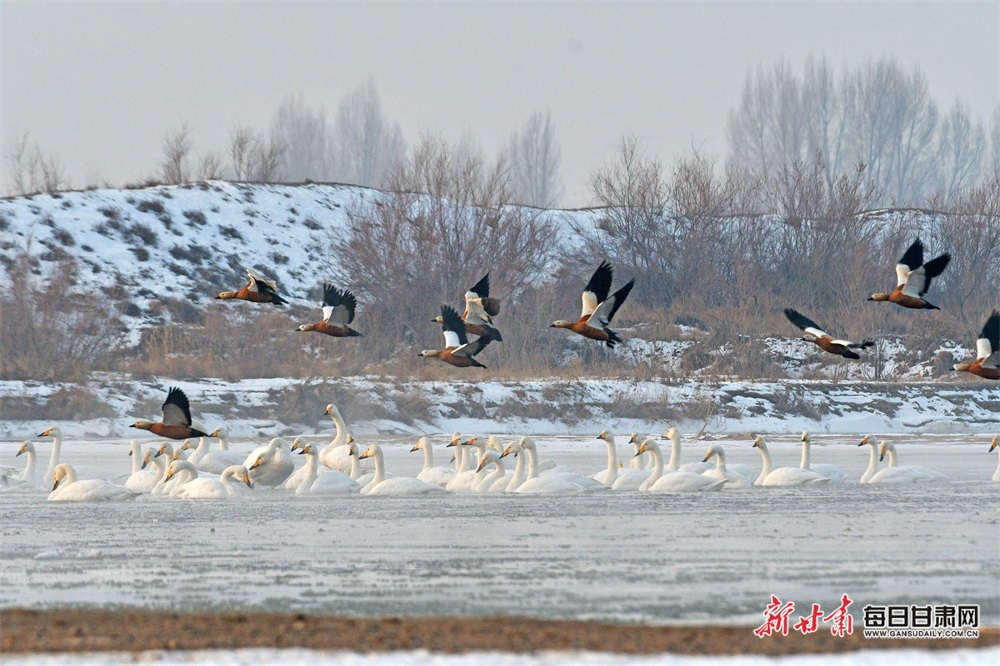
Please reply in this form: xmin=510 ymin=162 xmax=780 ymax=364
xmin=466 ymin=274 xmax=490 ymax=300
xmin=784 ymin=308 xmax=831 ymax=339
xmin=465 ymin=273 xmax=501 ymax=321
xmin=162 ymin=386 xmax=194 ymax=427
xmin=246 ymin=269 xmax=286 ymax=303
xmin=587 ymin=279 xmax=634 ymax=327
xmin=321 ymin=284 xmax=357 ymax=325
xmin=452 ymin=333 xmax=494 ymax=359
xmin=581 ymin=261 xmax=614 ymax=318
xmin=440 ymin=304 xmax=469 ymax=349
xmin=976 ymin=310 xmax=999 ymax=366
xmin=901 ymin=253 xmax=950 ymax=298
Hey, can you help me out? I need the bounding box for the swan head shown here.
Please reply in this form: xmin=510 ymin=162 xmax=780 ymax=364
xmin=211 ymin=427 xmax=227 ymax=438
xmin=156 ymin=443 xmax=173 ymax=458
xmin=476 ymin=450 xmax=500 ymax=472
xmin=173 ymin=449 xmax=182 ymax=461
xmin=249 ymin=455 xmax=264 ymax=470
xmin=636 ymin=438 xmax=658 ymax=456
xmin=410 ymin=437 xmax=428 ymax=453
xmin=180 ymin=439 xmax=192 ymax=451
xmin=141 ymin=448 xmax=155 ymax=469
xmin=702 ymin=444 xmax=723 ymax=462
xmin=486 ymin=435 xmax=504 ymax=452
xmin=239 ymin=466 xmax=253 ymax=488
xmin=290 ymin=437 xmax=303 ymax=453
xmin=665 ymin=427 xmax=680 ymax=443
xmin=878 ymin=440 xmax=894 ymax=461
xmin=597 ymin=429 xmax=611 ymax=441
xmin=39 ymin=426 xmax=63 ymax=438
xmin=165 ymin=459 xmax=196 ymax=480
xmin=991 ymin=435 xmax=998 ymax=452
xmin=296 ymin=443 xmax=314 ymax=456
xmin=801 ymin=431 xmax=810 ymax=443
xmin=324 ymin=404 xmax=341 ymax=418
xmin=752 ymin=435 xmax=766 ymax=449
xmin=52 ymin=464 xmax=73 ymax=490
xmin=449 ymin=432 xmax=461 ymax=447
xmin=629 ymin=432 xmax=641 ymax=444
xmin=358 ymin=445 xmax=379 ymax=460
xmin=16 ymin=441 xmax=34 ymax=457
xmin=858 ymin=435 xmax=873 ymax=448
xmin=465 ymin=436 xmax=480 ymax=449
xmin=499 ymin=442 xmax=519 ymax=459
xmin=518 ymin=436 xmax=536 ymax=451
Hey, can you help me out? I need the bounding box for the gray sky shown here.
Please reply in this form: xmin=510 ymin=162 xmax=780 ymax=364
xmin=2 ymin=2 xmax=998 ymax=206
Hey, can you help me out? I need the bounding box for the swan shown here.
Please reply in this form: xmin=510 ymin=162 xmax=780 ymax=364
xmin=13 ymin=441 xmax=38 ymax=487
xmin=474 ymin=450 xmax=508 ymax=493
xmin=49 ymin=464 xmax=139 ymax=502
xmin=278 ymin=438 xmax=313 ymax=491
xmin=990 ymin=435 xmax=1000 ymax=482
xmin=800 ymin=432 xmax=848 ymax=483
xmin=129 ymin=447 xmax=166 ymax=493
xmin=167 ymin=460 xmax=252 ymax=499
xmin=514 ymin=437 xmax=601 ymax=494
xmin=595 ymin=431 xmax=651 ymax=490
xmin=125 ymin=440 xmax=160 ymax=492
xmin=636 ymin=439 xmax=726 ymax=493
xmin=37 ymin=426 xmax=114 ymax=482
xmin=245 ymin=438 xmax=295 ymax=487
xmin=659 ymin=428 xmax=714 ymax=474
xmin=357 ymin=444 xmax=445 ymax=496
xmin=210 ymin=426 xmax=233 ymax=451
xmin=184 ymin=435 xmax=244 ymax=474
xmin=879 ymin=441 xmax=947 ymax=481
xmin=499 ymin=440 xmax=528 ymax=492
xmin=410 ymin=437 xmax=455 ymax=488
xmin=858 ymin=436 xmax=928 ymax=484
xmin=319 ymin=403 xmax=354 ymax=473
xmin=294 ymin=443 xmax=360 ymax=495
xmin=702 ymin=444 xmax=753 ymax=489
xmin=753 ymin=436 xmax=829 ymax=487
xmin=149 ymin=443 xmax=186 ymax=495
xmin=445 ymin=436 xmax=488 ymax=492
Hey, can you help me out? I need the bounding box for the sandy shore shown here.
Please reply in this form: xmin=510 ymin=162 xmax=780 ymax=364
xmin=1 ymin=609 xmax=996 ymax=656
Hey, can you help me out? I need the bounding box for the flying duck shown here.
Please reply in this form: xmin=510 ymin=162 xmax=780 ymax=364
xmin=216 ymin=268 xmax=288 ymax=305
xmin=784 ymin=308 xmax=874 ymax=359
xmin=868 ymin=238 xmax=950 ymax=309
xmin=131 ymin=387 xmax=209 ymax=440
xmin=551 ymin=261 xmax=634 ymax=349
xmin=954 ymin=310 xmax=999 ymax=380
xmin=296 ymin=283 xmax=362 ymax=337
xmin=432 ymin=273 xmax=503 ymax=341
xmin=420 ymin=304 xmax=494 ymax=368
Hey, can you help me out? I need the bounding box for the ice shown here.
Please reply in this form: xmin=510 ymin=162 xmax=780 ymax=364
xmin=1 ymin=647 xmax=997 ymax=665
xmin=1 ymin=433 xmax=997 ymax=627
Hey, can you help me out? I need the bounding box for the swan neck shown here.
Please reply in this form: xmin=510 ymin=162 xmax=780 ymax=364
xmin=526 ymin=446 xmax=539 ymax=479
xmin=330 ymin=411 xmax=349 ymax=446
xmin=305 ymin=450 xmax=318 ymax=479
xmin=45 ymin=433 xmax=62 ymax=482
xmin=423 ymin=444 xmax=433 ymax=471
xmin=373 ymin=449 xmax=385 ymax=483
xmin=886 ymin=447 xmax=898 ymax=467
xmin=667 ymin=438 xmax=680 ymax=470
xmin=756 ymin=443 xmax=772 ymax=483
xmin=604 ymin=439 xmax=618 ymax=483
xmin=350 ymin=449 xmax=361 ymax=479
xmin=800 ymin=440 xmax=810 ymax=470
xmin=130 ymin=443 xmax=142 ymax=475
xmin=861 ymin=443 xmax=878 ymax=482
xmin=509 ymin=450 xmax=526 ymax=490
xmin=715 ymin=452 xmax=726 ymax=475
xmin=218 ymin=434 xmax=229 ymax=451
xmin=650 ymin=444 xmax=664 ymax=481
xmin=22 ymin=449 xmax=36 ymax=480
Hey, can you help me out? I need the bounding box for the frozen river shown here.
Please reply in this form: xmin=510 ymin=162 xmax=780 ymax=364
xmin=1 ymin=432 xmax=997 ymax=625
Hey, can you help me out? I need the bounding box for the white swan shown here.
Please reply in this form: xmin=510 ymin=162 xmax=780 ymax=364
xmin=319 ymin=403 xmax=355 ymax=473
xmin=48 ymin=464 xmax=139 ymax=502
xmin=636 ymin=439 xmax=726 ymax=493
xmin=125 ymin=440 xmax=160 ymax=492
xmin=184 ymin=435 xmax=244 ymax=474
xmin=278 ymin=438 xmax=313 ymax=491
xmin=753 ymin=436 xmax=829 ymax=487
xmin=149 ymin=443 xmax=185 ymax=495
xmin=294 ymin=443 xmax=360 ymax=495
xmin=129 ymin=447 xmax=166 ymax=493
xmin=991 ymin=435 xmax=999 ymax=482
xmin=358 ymin=444 xmax=445 ymax=496
xmin=245 ymin=438 xmax=295 ymax=487
xmin=37 ymin=425 xmax=114 ymax=482
xmin=14 ymin=441 xmax=38 ymax=487
xmin=597 ymin=431 xmax=651 ymax=491
xmin=858 ymin=436 xmax=925 ymax=484
xmin=879 ymin=440 xmax=947 ymax=482
xmin=659 ymin=428 xmax=714 ymax=474
xmin=474 ymin=450 xmax=509 ymax=493
xmin=210 ymin=426 xmax=233 ymax=451
xmin=499 ymin=440 xmax=528 ymax=492
xmin=702 ymin=444 xmax=753 ymax=489
xmin=167 ymin=460 xmax=252 ymax=499
xmin=800 ymin=432 xmax=848 ymax=483
xmin=445 ymin=436 xmax=487 ymax=492
xmin=410 ymin=437 xmax=455 ymax=488
xmin=515 ymin=437 xmax=600 ymax=494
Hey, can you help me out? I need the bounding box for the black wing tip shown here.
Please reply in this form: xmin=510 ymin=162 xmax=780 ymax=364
xmin=922 ymin=253 xmax=951 ymax=277
xmin=605 ymin=329 xmax=623 ymax=349
xmin=470 ymin=273 xmax=491 ymax=298
xmin=440 ymin=304 xmax=465 ymax=331
xmin=899 ymin=238 xmax=925 ymax=268
xmin=982 ymin=310 xmax=1000 ymax=344
xmin=322 ymin=283 xmax=342 ymax=306
xmin=783 ymin=308 xmax=816 ymax=331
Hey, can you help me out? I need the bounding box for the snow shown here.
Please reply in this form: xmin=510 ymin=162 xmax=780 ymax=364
xmin=1 ymin=647 xmax=996 ymax=665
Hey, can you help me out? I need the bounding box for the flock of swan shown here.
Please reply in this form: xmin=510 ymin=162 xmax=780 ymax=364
xmin=2 ymin=405 xmax=997 ymax=501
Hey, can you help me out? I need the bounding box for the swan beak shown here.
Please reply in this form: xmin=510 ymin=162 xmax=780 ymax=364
xmin=297 ymin=448 xmax=307 ymax=455
xmin=857 ymin=441 xmax=866 ymax=447
xmin=410 ymin=445 xmax=420 ymax=452
xmin=16 ymin=450 xmax=23 ymax=458
xmin=244 ymin=476 xmax=253 ymax=488
xmin=250 ymin=459 xmax=261 ymax=469
xmin=879 ymin=453 xmax=885 ymax=462
xmin=445 ymin=441 xmax=456 ymax=448
xmin=52 ymin=480 xmax=59 ymax=491
xmin=165 ymin=470 xmax=174 ymax=480
xmin=702 ymin=455 xmax=710 ymax=462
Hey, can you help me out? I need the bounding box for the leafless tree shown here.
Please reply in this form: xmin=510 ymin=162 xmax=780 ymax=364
xmin=934 ymin=101 xmax=985 ymax=202
xmin=229 ymin=125 xmax=285 ymax=182
xmin=330 ymin=80 xmax=406 ymax=188
xmin=507 ymin=110 xmax=562 ymax=207
xmin=159 ymin=124 xmax=193 ymax=185
xmin=197 ymin=150 xmax=227 ymax=180
xmin=271 ymin=93 xmax=331 ymax=182
xmin=5 ymin=133 xmax=67 ymax=195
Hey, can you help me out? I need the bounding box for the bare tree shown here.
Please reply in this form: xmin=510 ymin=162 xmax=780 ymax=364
xmin=934 ymin=101 xmax=985 ymax=202
xmin=5 ymin=133 xmax=67 ymax=195
xmin=229 ymin=125 xmax=285 ymax=182
xmin=159 ymin=124 xmax=193 ymax=185
xmin=507 ymin=110 xmax=563 ymax=207
xmin=197 ymin=150 xmax=227 ymax=180
xmin=331 ymin=80 xmax=406 ymax=187
xmin=271 ymin=93 xmax=331 ymax=182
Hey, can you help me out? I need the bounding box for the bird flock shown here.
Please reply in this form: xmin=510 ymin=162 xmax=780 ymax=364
xmin=4 ymin=405 xmax=998 ymax=501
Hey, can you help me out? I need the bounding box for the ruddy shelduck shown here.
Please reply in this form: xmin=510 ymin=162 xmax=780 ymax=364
xmin=296 ymin=283 xmax=362 ymax=338
xmin=869 ymin=238 xmax=950 ymax=309
xmin=420 ymin=304 xmax=494 ymax=368
xmin=432 ymin=273 xmax=502 ymax=341
xmin=131 ymin=387 xmax=208 ymax=440
xmin=551 ymin=261 xmax=635 ymax=349
xmin=784 ymin=308 xmax=874 ymax=359
xmin=954 ymin=310 xmax=999 ymax=380
xmin=216 ymin=268 xmax=288 ymax=305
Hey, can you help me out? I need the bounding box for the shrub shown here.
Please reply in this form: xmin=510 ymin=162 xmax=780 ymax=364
xmin=52 ymin=228 xmax=75 ymax=247
xmin=135 ymin=199 xmax=165 ymax=214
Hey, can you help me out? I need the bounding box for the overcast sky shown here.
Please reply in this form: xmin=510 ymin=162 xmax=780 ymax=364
xmin=2 ymin=2 xmax=997 ymax=206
